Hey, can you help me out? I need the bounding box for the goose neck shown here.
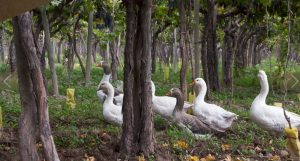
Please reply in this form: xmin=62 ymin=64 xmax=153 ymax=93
xmin=173 ymin=93 xmax=184 ymax=114
xmin=256 ymin=76 xmax=269 ymax=103
xmin=195 ymin=85 xmax=206 ymax=102
xmin=105 ymin=85 xmax=114 ymax=103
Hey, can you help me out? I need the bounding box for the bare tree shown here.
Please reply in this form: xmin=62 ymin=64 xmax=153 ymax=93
xmin=41 ymin=5 xmax=59 ymax=95
xmin=13 ymin=12 xmax=59 ymax=161
xmin=85 ymin=11 xmax=94 ymax=84
xmin=178 ymin=0 xmax=188 ymax=100
xmin=121 ymin=0 xmax=155 ymax=157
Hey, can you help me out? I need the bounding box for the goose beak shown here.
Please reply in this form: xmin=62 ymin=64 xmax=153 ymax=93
xmin=165 ymin=92 xmax=171 ymax=96
xmin=189 ymin=80 xmax=195 ymax=87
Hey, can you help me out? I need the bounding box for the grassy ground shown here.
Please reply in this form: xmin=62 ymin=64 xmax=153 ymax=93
xmin=0 ymin=60 xmax=300 ymax=160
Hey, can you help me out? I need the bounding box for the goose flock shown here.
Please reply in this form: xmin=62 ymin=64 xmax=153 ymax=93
xmin=96 ymin=61 xmax=300 ymax=137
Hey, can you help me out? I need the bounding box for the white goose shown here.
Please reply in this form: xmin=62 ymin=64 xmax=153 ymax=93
xmin=151 ymin=81 xmax=193 ymax=118
xmin=192 ymin=78 xmax=238 ymax=132
xmin=168 ymin=88 xmax=212 ymax=135
xmin=250 ymin=70 xmax=300 ymax=134
xmin=98 ymin=82 xmax=123 ymax=126
xmin=96 ymin=61 xmax=123 ymax=105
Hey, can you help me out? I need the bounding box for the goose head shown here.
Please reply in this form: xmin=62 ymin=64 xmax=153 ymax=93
xmin=99 ymin=82 xmax=114 ymax=96
xmin=167 ymin=88 xmax=184 ymax=112
xmin=192 ymin=78 xmax=207 ymax=101
xmin=257 ymin=70 xmax=267 ymax=81
xmin=96 ymin=61 xmax=111 ymax=75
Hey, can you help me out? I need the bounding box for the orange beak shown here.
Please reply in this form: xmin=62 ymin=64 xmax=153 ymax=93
xmin=189 ymin=80 xmax=195 ymax=87
xmin=165 ymin=92 xmax=171 ymax=96
xmin=96 ymin=63 xmax=102 ymax=67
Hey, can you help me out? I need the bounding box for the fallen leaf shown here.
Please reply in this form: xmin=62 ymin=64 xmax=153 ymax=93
xmin=162 ymin=143 xmax=169 ymax=147
xmin=269 ymin=155 xmax=280 ymax=161
xmin=221 ymin=144 xmax=231 ymax=151
xmin=188 ymin=155 xmax=199 ymax=161
xmin=223 ymin=155 xmax=232 ymax=161
xmin=200 ymin=154 xmax=216 ymax=161
xmin=138 ymin=155 xmax=146 ymax=161
xmin=174 ymin=140 xmax=188 ymax=149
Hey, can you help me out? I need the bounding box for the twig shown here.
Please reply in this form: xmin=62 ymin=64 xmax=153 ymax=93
xmin=3 ymin=74 xmax=12 ymax=89
xmin=283 ymin=0 xmax=292 ymax=129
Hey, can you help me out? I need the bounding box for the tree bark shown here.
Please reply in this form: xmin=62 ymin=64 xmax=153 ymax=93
xmin=8 ymin=37 xmax=16 ymax=74
xmin=193 ymin=0 xmax=201 ymax=78
xmin=201 ymin=14 xmax=210 ymax=96
xmin=85 ymin=11 xmax=94 ymax=84
xmin=13 ymin=12 xmax=59 ymax=161
xmin=121 ymin=0 xmax=155 ymax=157
xmin=110 ymin=38 xmax=119 ymax=80
xmin=173 ymin=28 xmax=178 ymax=73
xmin=222 ymin=22 xmax=236 ymax=86
xmin=41 ymin=6 xmax=59 ymax=96
xmin=72 ymin=16 xmax=86 ymax=78
xmin=178 ymin=0 xmax=188 ymax=100
xmin=57 ymin=39 xmax=62 ymax=63
xmin=206 ymin=0 xmax=220 ymax=91
xmin=0 ymin=23 xmax=4 ymax=63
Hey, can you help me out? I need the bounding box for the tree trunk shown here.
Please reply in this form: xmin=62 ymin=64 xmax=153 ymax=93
xmin=85 ymin=11 xmax=94 ymax=84
xmin=206 ymin=0 xmax=220 ymax=91
xmin=121 ymin=0 xmax=155 ymax=157
xmin=178 ymin=0 xmax=188 ymax=100
xmin=201 ymin=14 xmax=210 ymax=96
xmin=151 ymin=35 xmax=157 ymax=73
xmin=57 ymin=39 xmax=62 ymax=63
xmin=0 ymin=23 xmax=4 ymax=63
xmin=193 ymin=0 xmax=200 ymax=78
xmin=110 ymin=38 xmax=118 ymax=81
xmin=172 ymin=28 xmax=178 ymax=73
xmin=13 ymin=12 xmax=60 ymax=161
xmin=41 ymin=6 xmax=59 ymax=96
xmin=8 ymin=37 xmax=16 ymax=74
xmin=222 ymin=22 xmax=236 ymax=87
xmin=73 ymin=16 xmax=86 ymax=78
xmin=67 ymin=34 xmax=75 ymax=72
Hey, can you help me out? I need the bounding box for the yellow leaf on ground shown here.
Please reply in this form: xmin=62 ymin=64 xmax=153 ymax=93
xmin=138 ymin=155 xmax=146 ymax=161
xmin=200 ymin=154 xmax=216 ymax=161
xmin=269 ymin=155 xmax=280 ymax=161
xmin=177 ymin=140 xmax=188 ymax=149
xmin=188 ymin=155 xmax=199 ymax=161
xmin=221 ymin=144 xmax=231 ymax=151
xmin=162 ymin=143 xmax=169 ymax=147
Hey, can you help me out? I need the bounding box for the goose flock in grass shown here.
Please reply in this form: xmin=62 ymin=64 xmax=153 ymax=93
xmin=96 ymin=61 xmax=300 ymax=137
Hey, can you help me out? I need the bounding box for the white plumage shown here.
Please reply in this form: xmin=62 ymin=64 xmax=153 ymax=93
xmin=192 ymin=78 xmax=238 ymax=132
xmin=151 ymin=81 xmax=193 ymax=118
xmin=99 ymin=82 xmax=123 ymax=126
xmin=250 ymin=70 xmax=300 ymax=134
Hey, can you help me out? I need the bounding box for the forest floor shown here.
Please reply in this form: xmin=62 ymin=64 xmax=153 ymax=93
xmin=0 ymin=60 xmax=300 ymax=161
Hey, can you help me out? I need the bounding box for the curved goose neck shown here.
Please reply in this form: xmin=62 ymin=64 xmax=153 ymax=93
xmin=105 ymin=84 xmax=115 ymax=103
xmin=173 ymin=91 xmax=184 ymax=114
xmin=195 ymin=83 xmax=207 ymax=102
xmin=256 ymin=75 xmax=269 ymax=103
